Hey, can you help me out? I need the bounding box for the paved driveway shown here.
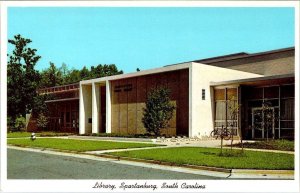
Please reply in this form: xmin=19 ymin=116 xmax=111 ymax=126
xmin=8 ymin=149 xmax=221 ymax=179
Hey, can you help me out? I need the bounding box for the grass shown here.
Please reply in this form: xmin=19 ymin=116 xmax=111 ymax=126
xmin=109 ymin=147 xmax=294 ymax=170
xmin=7 ymin=132 xmax=73 ymax=138
xmin=230 ymin=140 xmax=294 ymax=151
xmin=7 ymin=138 xmax=160 ymax=152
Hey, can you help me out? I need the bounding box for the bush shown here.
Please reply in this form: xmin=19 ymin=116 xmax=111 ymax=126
xmin=142 ymin=87 xmax=175 ymax=136
xmin=7 ymin=117 xmax=15 ymax=132
xmin=14 ymin=116 xmax=26 ymax=131
xmin=36 ymin=113 xmax=49 ymax=130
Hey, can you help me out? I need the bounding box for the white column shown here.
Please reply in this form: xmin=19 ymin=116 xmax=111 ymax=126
xmin=92 ymin=83 xmax=100 ymax=134
xmin=79 ymin=84 xmax=86 ymax=134
xmin=106 ymin=80 xmax=112 ymax=133
xmin=188 ymin=65 xmax=193 ymax=137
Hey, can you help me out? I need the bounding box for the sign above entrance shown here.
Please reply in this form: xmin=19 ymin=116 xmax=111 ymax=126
xmin=114 ymin=84 xmax=133 ymax=92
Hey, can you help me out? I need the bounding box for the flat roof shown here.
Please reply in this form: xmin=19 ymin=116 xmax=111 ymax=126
xmin=80 ymin=62 xmax=192 ymax=85
xmin=210 ymin=73 xmax=295 ymax=87
xmin=193 ymin=47 xmax=294 ymax=64
xmin=166 ymin=47 xmax=294 ymax=67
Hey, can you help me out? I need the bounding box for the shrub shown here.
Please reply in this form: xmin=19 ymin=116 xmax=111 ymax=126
xmin=142 ymin=86 xmax=175 ymax=136
xmin=36 ymin=113 xmax=49 ymax=130
xmin=14 ymin=115 xmax=26 ymax=131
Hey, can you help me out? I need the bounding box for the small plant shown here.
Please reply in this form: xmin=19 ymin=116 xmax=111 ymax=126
xmin=142 ymin=86 xmax=176 ymax=136
xmin=36 ymin=113 xmax=49 ymax=130
xmin=227 ymin=96 xmax=243 ymax=151
xmin=14 ymin=115 xmax=26 ymax=132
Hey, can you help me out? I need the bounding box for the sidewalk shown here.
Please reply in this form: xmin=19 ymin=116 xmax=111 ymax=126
xmin=68 ymin=135 xmax=294 ymax=154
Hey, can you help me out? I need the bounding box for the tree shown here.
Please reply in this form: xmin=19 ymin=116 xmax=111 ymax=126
xmin=8 ymin=34 xmax=41 ymax=121
xmin=39 ymin=62 xmax=63 ymax=88
xmin=64 ymin=68 xmax=81 ymax=84
xmin=227 ymin=96 xmax=243 ymax=152
xmin=80 ymin=66 xmax=90 ymax=80
xmin=142 ymin=87 xmax=175 ymax=136
xmin=89 ymin=64 xmax=123 ymax=79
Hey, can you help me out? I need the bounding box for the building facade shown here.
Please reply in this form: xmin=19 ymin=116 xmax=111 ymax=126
xmin=31 ymin=47 xmax=295 ymax=140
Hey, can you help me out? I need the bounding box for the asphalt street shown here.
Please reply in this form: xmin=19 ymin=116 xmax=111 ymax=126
xmin=8 ymin=149 xmax=220 ymax=179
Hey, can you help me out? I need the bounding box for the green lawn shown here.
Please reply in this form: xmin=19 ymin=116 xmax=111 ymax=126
xmin=109 ymin=147 xmax=294 ymax=170
xmin=7 ymin=132 xmax=73 ymax=138
xmin=230 ymin=140 xmax=294 ymax=151
xmin=7 ymin=138 xmax=159 ymax=152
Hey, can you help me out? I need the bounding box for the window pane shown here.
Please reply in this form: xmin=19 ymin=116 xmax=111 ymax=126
xmin=264 ymin=86 xmax=279 ymax=99
xmin=281 ymin=85 xmax=294 ymax=98
xmin=215 ymin=101 xmax=226 ymax=120
xmin=227 ymin=88 xmax=237 ymax=100
xmin=215 ymin=89 xmax=225 ymax=100
xmin=227 ymin=100 xmax=238 ymax=120
xmin=247 ymin=87 xmax=263 ymax=99
xmin=280 ymin=98 xmax=294 ymax=120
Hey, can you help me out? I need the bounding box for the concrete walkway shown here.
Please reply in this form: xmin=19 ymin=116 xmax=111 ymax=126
xmin=9 ymin=135 xmax=294 ymax=154
xmin=68 ymin=136 xmax=294 ymax=154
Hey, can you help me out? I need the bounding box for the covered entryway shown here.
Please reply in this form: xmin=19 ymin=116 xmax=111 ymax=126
xmin=212 ymin=74 xmax=295 ymax=140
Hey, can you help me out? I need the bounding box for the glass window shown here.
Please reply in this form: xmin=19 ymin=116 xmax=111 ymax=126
xmin=215 ymin=89 xmax=225 ymax=100
xmin=264 ymin=86 xmax=279 ymax=99
xmin=280 ymin=98 xmax=294 ymax=121
xmin=66 ymin=112 xmax=70 ymax=123
xmin=215 ymin=101 xmax=226 ymax=120
xmin=281 ymin=85 xmax=294 ymax=98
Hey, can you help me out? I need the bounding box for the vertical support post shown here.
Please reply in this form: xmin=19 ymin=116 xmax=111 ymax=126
xmin=225 ymin=88 xmax=227 ymax=128
xmin=92 ymin=83 xmax=100 ymax=134
xmin=252 ymin=109 xmax=255 ymax=139
xmin=262 ymin=87 xmax=265 ymax=139
xmin=279 ymin=86 xmax=281 ymax=139
xmin=79 ymin=84 xmax=85 ymax=134
xmin=238 ymin=86 xmax=242 ymax=138
xmin=188 ymin=65 xmax=193 ymax=137
xmin=106 ymin=80 xmax=112 ymax=133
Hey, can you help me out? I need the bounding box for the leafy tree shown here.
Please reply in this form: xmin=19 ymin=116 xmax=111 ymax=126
xmin=89 ymin=64 xmax=123 ymax=79
xmin=80 ymin=66 xmax=90 ymax=80
xmin=64 ymin=68 xmax=81 ymax=84
xmin=39 ymin=62 xmax=63 ymax=88
xmin=142 ymin=87 xmax=175 ymax=136
xmin=8 ymin=34 xmax=41 ymax=120
xmin=59 ymin=63 xmax=69 ymax=78
xmin=32 ymin=94 xmax=53 ymax=116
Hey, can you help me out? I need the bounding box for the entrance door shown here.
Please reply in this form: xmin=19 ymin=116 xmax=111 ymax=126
xmin=252 ymin=107 xmax=275 ymax=139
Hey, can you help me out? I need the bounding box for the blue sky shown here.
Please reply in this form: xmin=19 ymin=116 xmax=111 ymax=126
xmin=8 ymin=7 xmax=295 ymax=73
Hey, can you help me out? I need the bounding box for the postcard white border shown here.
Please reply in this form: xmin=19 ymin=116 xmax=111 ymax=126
xmin=1 ymin=1 xmax=299 ymax=193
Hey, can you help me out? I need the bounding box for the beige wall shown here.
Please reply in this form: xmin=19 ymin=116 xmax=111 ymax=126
xmin=110 ymin=69 xmax=189 ymax=136
xmin=190 ymin=62 xmax=262 ymax=138
xmin=229 ymin=56 xmax=294 ymax=75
